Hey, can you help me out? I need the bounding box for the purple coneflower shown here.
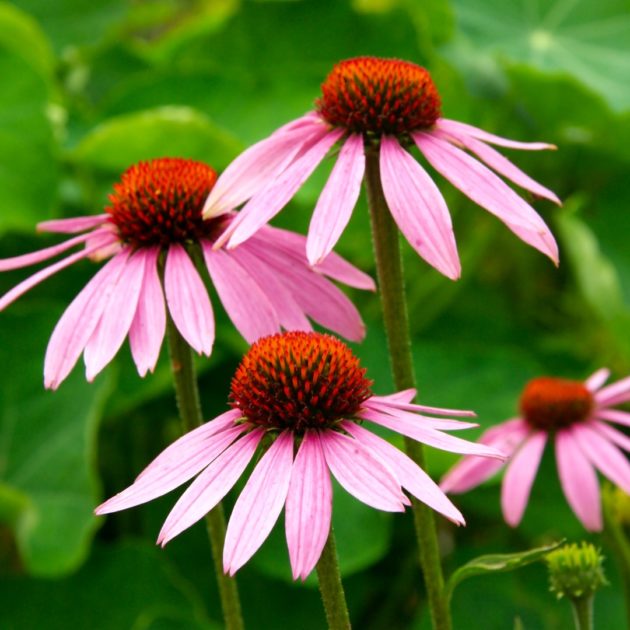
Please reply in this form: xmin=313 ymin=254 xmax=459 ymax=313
xmin=441 ymin=369 xmax=630 ymax=531
xmin=0 ymin=158 xmax=373 ymax=389
xmin=96 ymin=331 xmax=504 ymax=580
xmin=204 ymin=56 xmax=561 ymax=278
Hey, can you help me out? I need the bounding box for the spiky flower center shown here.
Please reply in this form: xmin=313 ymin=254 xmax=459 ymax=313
xmin=520 ymin=377 xmax=594 ymax=431
xmin=106 ymin=158 xmax=223 ymax=247
xmin=230 ymin=331 xmax=373 ymax=432
xmin=316 ymin=56 xmax=441 ymax=136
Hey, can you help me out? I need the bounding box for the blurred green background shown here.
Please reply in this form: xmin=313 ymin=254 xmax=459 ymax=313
xmin=1 ymin=0 xmax=629 ymax=627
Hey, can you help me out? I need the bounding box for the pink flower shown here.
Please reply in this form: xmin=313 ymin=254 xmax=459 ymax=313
xmin=204 ymin=57 xmax=560 ymax=279
xmin=440 ymin=369 xmax=630 ymax=531
xmin=96 ymin=331 xmax=504 ymax=580
xmin=0 ymin=158 xmax=374 ymax=389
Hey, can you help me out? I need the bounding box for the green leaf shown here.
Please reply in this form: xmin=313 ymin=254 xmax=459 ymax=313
xmin=445 ymin=540 xmax=564 ymax=603
xmin=448 ymin=0 xmax=630 ymax=111
xmin=71 ymin=106 xmax=242 ymax=173
xmin=0 ymin=304 xmax=111 ymax=576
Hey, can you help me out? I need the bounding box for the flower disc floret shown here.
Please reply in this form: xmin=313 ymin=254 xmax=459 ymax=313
xmin=316 ymin=56 xmax=441 ymax=135
xmin=520 ymin=377 xmax=594 ymax=431
xmin=230 ymin=331 xmax=373 ymax=431
xmin=107 ymin=158 xmax=220 ymax=247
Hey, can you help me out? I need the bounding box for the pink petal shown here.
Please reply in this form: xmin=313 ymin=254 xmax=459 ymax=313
xmin=204 ymin=117 xmax=326 ymax=217
xmin=83 ymin=250 xmax=146 ymax=381
xmin=414 ymin=131 xmax=559 ymax=264
xmin=223 ymin=431 xmax=295 ymax=575
xmin=128 ymin=247 xmax=166 ymax=377
xmin=164 ymin=244 xmax=214 ymax=355
xmin=373 ymin=389 xmax=417 ymax=405
xmin=555 ymin=428 xmax=602 ymax=531
xmin=501 ymin=431 xmax=546 ymax=527
xmin=343 ymin=421 xmax=464 ymax=524
xmin=202 ymin=245 xmax=279 ymax=343
xmin=158 ymin=428 xmax=264 ymax=545
xmin=319 ymin=430 xmax=406 ymax=512
xmin=592 ymin=420 xmax=630 ymax=452
xmin=285 ymin=431 xmax=332 ymax=580
xmin=585 ymin=368 xmax=611 ymax=392
xmin=44 ymin=250 xmax=128 ymax=389
xmin=595 ymin=409 xmax=630 ymax=427
xmin=595 ymin=376 xmax=630 ymax=407
xmin=307 ymin=134 xmax=365 ymax=265
xmin=362 ymin=401 xmax=478 ymax=431
xmin=223 ymin=129 xmax=345 ymax=249
xmin=359 ymin=407 xmax=505 ymax=459
xmin=37 ymin=214 xmax=109 ymax=234
xmin=366 ymin=393 xmax=476 ymax=418
xmin=435 ymin=119 xmax=556 ymax=151
xmin=380 ymin=136 xmax=460 ymax=279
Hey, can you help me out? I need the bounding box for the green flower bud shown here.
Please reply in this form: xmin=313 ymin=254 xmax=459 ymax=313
xmin=546 ymin=542 xmax=607 ymax=601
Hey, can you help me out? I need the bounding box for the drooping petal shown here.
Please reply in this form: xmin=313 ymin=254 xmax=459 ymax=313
xmin=366 ymin=393 xmax=476 ymax=418
xmin=414 ymin=131 xmax=559 ymax=264
xmin=223 ymin=128 xmax=345 ymax=249
xmin=362 ymin=401 xmax=478 ymax=431
xmin=164 ymin=244 xmax=214 ymax=355
xmin=285 ymin=431 xmax=332 ymax=580
xmin=44 ymin=250 xmax=129 ymax=389
xmin=307 ymin=134 xmax=365 ymax=265
xmin=223 ymin=431 xmax=295 ymax=575
xmin=202 ymin=245 xmax=279 ymax=343
xmin=37 ymin=214 xmax=110 ymax=234
xmin=203 ymin=117 xmax=326 ymax=217
xmin=319 ymin=430 xmax=406 ymax=512
xmin=585 ymin=368 xmax=611 ymax=392
xmin=128 ymin=247 xmax=166 ymax=377
xmin=380 ymin=136 xmax=460 ymax=279
xmin=592 ymin=420 xmax=630 ymax=452
xmin=595 ymin=376 xmax=630 ymax=407
xmin=343 ymin=421 xmax=464 ymax=524
xmin=595 ymin=409 xmax=630 ymax=427
xmin=555 ymin=428 xmax=602 ymax=531
xmin=158 ymin=428 xmax=265 ymax=546
xmin=359 ymin=407 xmax=505 ymax=459
xmin=501 ymin=431 xmax=547 ymax=527
xmin=372 ymin=389 xmax=416 ymax=405
xmin=83 ymin=250 xmax=146 ymax=381
xmin=435 ymin=119 xmax=556 ymax=151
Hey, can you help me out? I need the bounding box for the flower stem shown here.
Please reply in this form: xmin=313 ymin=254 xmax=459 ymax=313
xmin=316 ymin=528 xmax=352 ymax=630
xmin=166 ymin=318 xmax=244 ymax=630
xmin=569 ymin=596 xmax=593 ymax=630
xmin=365 ymin=147 xmax=451 ymax=630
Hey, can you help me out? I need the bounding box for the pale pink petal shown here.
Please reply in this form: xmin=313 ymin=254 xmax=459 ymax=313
xmin=128 ymin=247 xmax=166 ymax=377
xmin=373 ymin=389 xmax=416 ymax=404
xmin=359 ymin=407 xmax=505 ymax=459
xmin=203 ymin=117 xmax=326 ymax=217
xmin=592 ymin=420 xmax=630 ymax=452
xmin=202 ymin=245 xmax=279 ymax=343
xmin=440 ymin=419 xmax=529 ymax=494
xmin=365 ymin=395 xmax=476 ymax=418
xmin=44 ymin=250 xmax=129 ymax=389
xmin=83 ymin=250 xmax=146 ymax=381
xmin=223 ymin=129 xmax=345 ymax=249
xmin=362 ymin=401 xmax=478 ymax=431
xmin=158 ymin=428 xmax=264 ymax=545
xmin=555 ymin=428 xmax=602 ymax=531
xmin=573 ymin=424 xmax=630 ymax=495
xmin=37 ymin=214 xmax=109 ymax=234
xmin=595 ymin=409 xmax=630 ymax=428
xmin=319 ymin=430 xmax=406 ymax=512
xmin=164 ymin=244 xmax=214 ymax=355
xmin=343 ymin=421 xmax=464 ymax=524
xmin=501 ymin=431 xmax=546 ymax=526
xmin=585 ymin=368 xmax=611 ymax=392
xmin=441 ymin=129 xmax=561 ymax=204
xmin=307 ymin=134 xmax=365 ymax=265
xmin=285 ymin=431 xmax=332 ymax=580
xmin=435 ymin=119 xmax=556 ymax=151
xmin=414 ymin=131 xmax=559 ymax=264
xmin=595 ymin=376 xmax=630 ymax=407
xmin=380 ymin=136 xmax=460 ymax=279
xmin=223 ymin=431 xmax=294 ymax=575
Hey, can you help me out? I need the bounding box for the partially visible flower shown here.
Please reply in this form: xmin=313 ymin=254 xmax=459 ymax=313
xmin=204 ymin=56 xmax=560 ymax=278
xmin=96 ymin=331 xmax=504 ymax=580
xmin=0 ymin=158 xmax=373 ymax=389
xmin=441 ymin=369 xmax=630 ymax=531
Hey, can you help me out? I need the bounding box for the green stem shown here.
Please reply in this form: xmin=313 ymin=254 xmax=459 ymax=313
xmin=166 ymin=318 xmax=245 ymax=630
xmin=365 ymin=147 xmax=451 ymax=630
xmin=316 ymin=528 xmax=352 ymax=630
xmin=569 ymin=596 xmax=593 ymax=630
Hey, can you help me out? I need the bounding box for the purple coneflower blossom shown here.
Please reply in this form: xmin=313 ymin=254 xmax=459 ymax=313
xmin=0 ymin=158 xmax=373 ymax=389
xmin=96 ymin=331 xmax=504 ymax=580
xmin=203 ymin=56 xmax=560 ymax=279
xmin=441 ymin=369 xmax=630 ymax=531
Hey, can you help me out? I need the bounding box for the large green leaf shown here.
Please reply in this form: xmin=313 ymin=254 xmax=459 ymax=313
xmin=0 ymin=304 xmax=111 ymax=576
